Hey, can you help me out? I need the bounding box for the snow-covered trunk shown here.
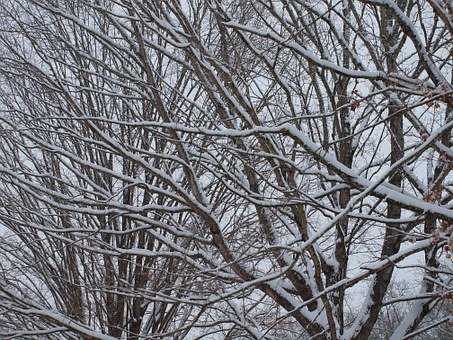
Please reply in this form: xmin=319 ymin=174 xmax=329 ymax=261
xmin=352 ymin=4 xmax=405 ymax=338
xmin=326 ymin=0 xmax=353 ymax=333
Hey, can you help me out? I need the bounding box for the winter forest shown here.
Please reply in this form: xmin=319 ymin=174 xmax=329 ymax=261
xmin=0 ymin=0 xmax=451 ymax=339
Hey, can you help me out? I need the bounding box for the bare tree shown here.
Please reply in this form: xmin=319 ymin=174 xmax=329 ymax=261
xmin=0 ymin=0 xmax=451 ymax=339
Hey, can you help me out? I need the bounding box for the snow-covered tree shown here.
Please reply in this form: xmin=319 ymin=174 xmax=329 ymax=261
xmin=0 ymin=0 xmax=451 ymax=339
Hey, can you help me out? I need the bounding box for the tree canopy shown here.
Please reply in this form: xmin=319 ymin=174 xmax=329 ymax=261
xmin=0 ymin=0 xmax=451 ymax=339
